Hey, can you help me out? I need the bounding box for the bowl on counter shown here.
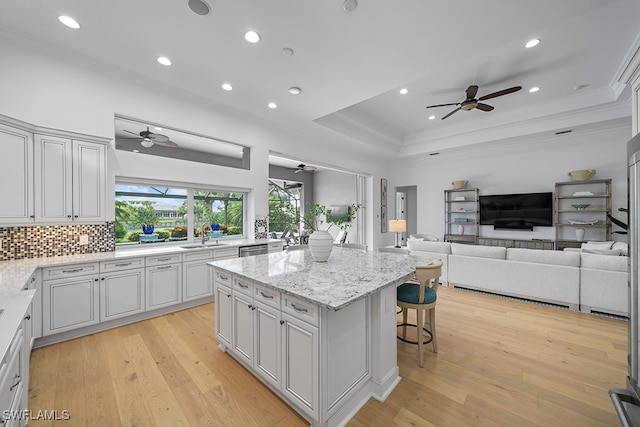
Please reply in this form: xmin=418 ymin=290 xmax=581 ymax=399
xmin=571 ymin=203 xmax=591 ymax=210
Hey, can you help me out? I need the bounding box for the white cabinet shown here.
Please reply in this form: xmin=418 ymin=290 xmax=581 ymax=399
xmin=183 ymin=250 xmax=214 ymax=302
xmin=253 ymin=301 xmax=281 ymax=388
xmin=145 ymin=254 xmax=182 ymax=310
xmin=0 ymin=325 xmax=25 ymax=427
xmin=42 ymin=273 xmax=100 ymax=336
xmin=215 ymin=283 xmax=233 ymax=349
xmin=34 ymin=134 xmax=106 ymax=223
xmin=0 ymin=122 xmax=33 ymax=224
xmin=100 ymin=268 xmax=145 ymax=321
xmin=268 ymin=241 xmax=284 ymax=253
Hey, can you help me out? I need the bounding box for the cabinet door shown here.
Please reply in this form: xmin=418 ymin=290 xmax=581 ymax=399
xmin=183 ymin=260 xmax=213 ymax=302
xmin=100 ymin=268 xmax=145 ymax=321
xmin=232 ymin=291 xmax=254 ymax=365
xmin=0 ymin=123 xmax=33 ymax=223
xmin=281 ymin=313 xmax=319 ymax=420
xmin=146 ymin=264 xmax=182 ymax=310
xmin=254 ymin=301 xmax=281 ymax=388
xmin=34 ymin=134 xmax=73 ymax=222
xmin=215 ymin=284 xmax=233 ymax=349
xmin=72 ymin=140 xmax=105 ymax=221
xmin=43 ymin=275 xmax=99 ymax=335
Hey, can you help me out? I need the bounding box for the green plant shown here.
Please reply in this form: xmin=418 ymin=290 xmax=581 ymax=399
xmin=302 ymin=203 xmax=362 ymax=232
xmin=607 ymin=207 xmax=628 ymax=234
xmin=133 ymin=201 xmax=159 ymax=227
xmin=127 ymin=231 xmax=142 ymax=242
xmin=156 ymin=230 xmax=171 ymax=240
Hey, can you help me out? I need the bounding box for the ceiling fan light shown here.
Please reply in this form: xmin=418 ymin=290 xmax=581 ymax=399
xmin=140 ymin=139 xmax=154 ymax=148
xmin=288 ymin=86 xmax=302 ymax=95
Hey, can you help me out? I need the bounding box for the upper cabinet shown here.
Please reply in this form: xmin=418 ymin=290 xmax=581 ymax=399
xmin=34 ymin=135 xmax=106 ymax=223
xmin=0 ymin=122 xmax=34 ymax=223
xmin=0 ymin=113 xmax=110 ymax=225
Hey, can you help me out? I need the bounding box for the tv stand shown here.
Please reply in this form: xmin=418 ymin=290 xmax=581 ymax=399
xmin=477 ymin=237 xmax=555 ymax=250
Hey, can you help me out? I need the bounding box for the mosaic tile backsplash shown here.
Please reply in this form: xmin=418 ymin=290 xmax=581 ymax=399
xmin=0 ymin=223 xmax=115 ymax=261
xmin=254 ymin=218 xmax=268 ymax=239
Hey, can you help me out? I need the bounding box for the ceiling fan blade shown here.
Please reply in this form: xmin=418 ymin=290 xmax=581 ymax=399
xmin=465 ymin=85 xmax=479 ymax=100
xmin=124 ymin=129 xmax=141 ymax=136
xmin=478 ymin=86 xmax=522 ymax=101
xmin=152 ymin=139 xmax=178 ymax=148
xmin=149 ymin=133 xmax=170 ymax=143
xmin=426 ymin=102 xmax=460 ymax=109
xmin=118 ymin=137 xmax=144 ymax=140
xmin=475 ymin=103 xmax=494 ymax=112
xmin=441 ymin=107 xmax=461 ymax=120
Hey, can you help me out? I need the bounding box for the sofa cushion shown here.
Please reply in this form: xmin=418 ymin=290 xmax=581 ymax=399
xmin=507 ymin=248 xmax=581 ymax=267
xmin=581 ymin=252 xmax=628 ymax=272
xmin=451 ymin=243 xmax=506 ymax=259
xmin=612 ymin=242 xmax=629 ymax=256
xmin=407 ymin=240 xmax=451 ymax=254
xmin=582 ymin=241 xmax=614 ymax=250
xmin=582 ymin=248 xmax=623 ymax=256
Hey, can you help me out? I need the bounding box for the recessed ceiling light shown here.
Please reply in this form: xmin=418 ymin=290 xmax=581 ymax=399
xmin=132 ymin=149 xmax=140 ymax=153
xmin=574 ymin=84 xmax=590 ymax=91
xmin=244 ymin=30 xmax=261 ymax=43
xmin=187 ymin=0 xmax=210 ymax=16
xmin=428 ymin=115 xmax=436 ymax=120
xmin=157 ymin=56 xmax=172 ymax=66
xmin=58 ymin=16 xmax=80 ymax=29
xmin=221 ymin=83 xmax=233 ymax=91
xmin=154 ymin=127 xmax=163 ymax=131
xmin=399 ymin=88 xmax=408 ymax=95
xmin=288 ymin=87 xmax=302 ymax=95
xmin=529 ymin=86 xmax=540 ymax=93
xmin=268 ymin=102 xmax=278 ymax=109
xmin=282 ymin=47 xmax=294 ymax=56
xmin=343 ymin=0 xmax=358 ymax=12
xmin=525 ymin=39 xmax=540 ymax=48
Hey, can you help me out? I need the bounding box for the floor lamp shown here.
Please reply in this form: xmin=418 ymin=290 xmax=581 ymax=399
xmin=388 ymin=219 xmax=406 ymax=248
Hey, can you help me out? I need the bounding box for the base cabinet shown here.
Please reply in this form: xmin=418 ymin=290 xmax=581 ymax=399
xmin=215 ymin=284 xmax=233 ymax=348
xmin=146 ymin=264 xmax=182 ymax=310
xmin=183 ymin=260 xmax=212 ymax=302
xmin=43 ymin=275 xmax=99 ymax=336
xmin=100 ymin=268 xmax=145 ymax=321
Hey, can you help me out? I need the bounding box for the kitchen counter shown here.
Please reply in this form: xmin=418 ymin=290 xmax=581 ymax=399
xmin=209 ymin=245 xmax=436 ymax=310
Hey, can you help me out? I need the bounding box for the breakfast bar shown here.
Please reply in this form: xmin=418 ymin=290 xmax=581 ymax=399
xmin=208 ymin=247 xmax=437 ymax=427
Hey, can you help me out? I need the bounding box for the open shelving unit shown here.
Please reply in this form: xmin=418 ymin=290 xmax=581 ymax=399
xmin=444 ymin=188 xmax=479 ymax=244
xmin=554 ymin=178 xmax=611 ymax=250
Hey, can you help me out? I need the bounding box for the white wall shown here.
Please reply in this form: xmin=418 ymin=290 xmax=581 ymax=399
xmin=0 ymin=39 xmax=390 ymax=243
xmin=390 ymin=119 xmax=632 ymax=243
xmin=313 ymin=170 xmax=360 ymax=242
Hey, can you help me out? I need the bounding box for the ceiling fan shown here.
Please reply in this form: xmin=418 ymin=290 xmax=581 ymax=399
xmin=294 ymin=163 xmax=317 ymax=173
xmin=426 ymin=84 xmax=522 ymax=120
xmin=120 ymin=127 xmax=178 ymax=148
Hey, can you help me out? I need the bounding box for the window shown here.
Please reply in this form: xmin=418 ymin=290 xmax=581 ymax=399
xmin=115 ymin=181 xmax=245 ymax=246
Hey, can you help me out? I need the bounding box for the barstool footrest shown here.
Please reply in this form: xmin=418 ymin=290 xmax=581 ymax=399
xmin=396 ymin=323 xmax=433 ymax=345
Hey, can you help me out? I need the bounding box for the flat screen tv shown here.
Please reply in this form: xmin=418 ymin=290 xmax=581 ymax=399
xmin=479 ymin=192 xmax=553 ymax=230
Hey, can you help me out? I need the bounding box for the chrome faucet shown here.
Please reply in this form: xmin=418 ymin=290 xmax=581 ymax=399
xmin=202 ymin=223 xmax=208 ymax=245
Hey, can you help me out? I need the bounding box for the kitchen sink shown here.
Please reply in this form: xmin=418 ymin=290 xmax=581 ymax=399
xmin=180 ymin=243 xmax=227 ymax=249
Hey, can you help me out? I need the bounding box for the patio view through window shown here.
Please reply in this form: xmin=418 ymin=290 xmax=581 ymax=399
xmin=115 ymin=182 xmax=244 ymax=246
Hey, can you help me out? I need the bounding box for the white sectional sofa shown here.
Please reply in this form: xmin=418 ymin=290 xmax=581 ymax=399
xmin=407 ymin=239 xmax=629 ymax=316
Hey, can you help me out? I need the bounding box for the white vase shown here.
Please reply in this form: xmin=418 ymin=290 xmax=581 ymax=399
xmin=308 ymin=230 xmax=334 ymax=262
xmin=457 ymin=224 xmax=465 ymax=235
xmin=575 ymin=228 xmax=585 ymax=241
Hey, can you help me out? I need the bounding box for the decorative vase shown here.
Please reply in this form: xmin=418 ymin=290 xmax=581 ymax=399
xmin=457 ymin=224 xmax=465 ymax=235
xmin=142 ymin=225 xmax=155 ymax=235
xmin=308 ymin=230 xmax=334 ymax=262
xmin=575 ymin=228 xmax=585 ymax=241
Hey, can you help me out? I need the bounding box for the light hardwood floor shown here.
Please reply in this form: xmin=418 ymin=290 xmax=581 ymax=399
xmin=28 ymin=287 xmax=627 ymax=426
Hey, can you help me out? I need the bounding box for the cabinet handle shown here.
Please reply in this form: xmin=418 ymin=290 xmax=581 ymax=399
xmin=260 ymin=291 xmax=274 ymax=300
xmin=30 ymin=215 xmax=35 ymax=218
xmin=10 ymin=375 xmax=20 ymax=391
xmin=218 ymin=274 xmax=229 ymax=280
xmin=94 ymin=278 xmax=99 ymax=282
xmin=157 ymin=265 xmax=173 ymax=270
xmin=24 ymin=315 xmax=31 ymax=320
xmin=74 ymin=215 xmax=79 ymax=218
xmin=291 ymin=303 xmax=308 ymax=313
xmin=226 ymin=294 xmax=231 ymax=298
xmin=238 ymin=282 xmax=249 ymax=289
xmin=31 ymin=276 xmax=36 ymax=282
xmin=157 ymin=258 xmax=172 ymax=262
xmin=251 ymin=306 xmax=256 ymax=311
xmin=280 ymin=320 xmax=285 ymax=325
xmin=62 ymin=268 xmax=83 ymax=273
xmin=247 ymin=304 xmax=253 ymax=309
xmin=67 ymin=215 xmax=72 ymax=218
xmin=115 ymin=262 xmax=132 ymax=267
xmin=101 ymin=277 xmax=105 ymax=281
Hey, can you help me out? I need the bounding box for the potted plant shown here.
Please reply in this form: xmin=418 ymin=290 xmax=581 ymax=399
xmin=302 ymin=203 xmax=362 ymax=261
xmin=133 ymin=202 xmax=159 ymax=234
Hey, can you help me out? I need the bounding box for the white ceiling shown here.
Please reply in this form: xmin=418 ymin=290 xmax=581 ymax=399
xmin=1 ymin=0 xmax=639 ymax=160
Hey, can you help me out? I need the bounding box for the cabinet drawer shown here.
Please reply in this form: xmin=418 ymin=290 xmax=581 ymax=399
xmin=0 ymin=329 xmax=23 ymax=413
xmin=282 ymin=295 xmax=319 ymax=326
xmin=233 ymin=276 xmax=254 ymax=296
xmin=213 ymin=247 xmax=238 ymax=260
xmin=268 ymin=241 xmax=284 ymax=252
xmin=100 ymin=257 xmax=145 ymax=272
xmin=254 ymin=283 xmax=281 ymax=309
xmin=42 ymin=262 xmax=99 ymax=280
xmin=182 ymin=249 xmax=213 ymax=262
xmin=213 ymin=269 xmax=233 ymax=287
xmin=146 ymin=254 xmax=182 ymax=266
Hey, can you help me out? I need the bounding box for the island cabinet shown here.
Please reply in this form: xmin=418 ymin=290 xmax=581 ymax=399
xmin=213 ymin=268 xmax=373 ymax=426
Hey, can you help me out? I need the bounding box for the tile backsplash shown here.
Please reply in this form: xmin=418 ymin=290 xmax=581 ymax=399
xmin=0 ymin=223 xmax=115 ymax=261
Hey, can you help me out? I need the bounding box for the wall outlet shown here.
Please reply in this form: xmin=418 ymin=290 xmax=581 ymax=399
xmin=79 ymin=234 xmax=89 ymax=245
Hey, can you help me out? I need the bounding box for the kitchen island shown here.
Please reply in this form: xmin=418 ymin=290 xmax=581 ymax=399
xmin=209 ymin=246 xmax=439 ymax=427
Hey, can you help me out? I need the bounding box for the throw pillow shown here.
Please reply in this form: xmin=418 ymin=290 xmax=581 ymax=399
xmin=582 ymin=241 xmax=614 ymax=250
xmin=582 ymin=248 xmax=623 ymax=256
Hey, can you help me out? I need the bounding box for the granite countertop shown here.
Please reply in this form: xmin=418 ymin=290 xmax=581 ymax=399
xmin=209 ymin=246 xmax=440 ymax=310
